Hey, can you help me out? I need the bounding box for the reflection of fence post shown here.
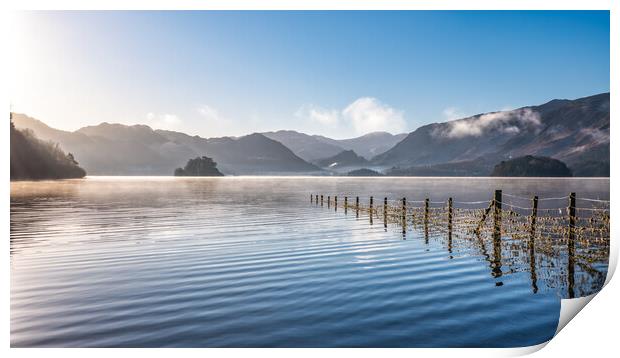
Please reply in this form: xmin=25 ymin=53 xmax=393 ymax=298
xmin=335 ymin=196 xmax=337 ymax=211
xmin=384 ymin=197 xmax=388 ymax=228
xmin=370 ymin=196 xmax=374 ymax=225
xmin=568 ymin=192 xmax=576 ymax=298
xmin=402 ymin=197 xmax=407 ymax=234
xmin=493 ymin=190 xmax=502 ymax=238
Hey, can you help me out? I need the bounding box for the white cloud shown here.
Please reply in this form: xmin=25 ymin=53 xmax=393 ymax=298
xmin=146 ymin=112 xmax=182 ymax=130
xmin=438 ymin=108 xmax=542 ymax=138
xmin=342 ymin=97 xmax=406 ymax=135
xmin=295 ymin=97 xmax=407 ymax=137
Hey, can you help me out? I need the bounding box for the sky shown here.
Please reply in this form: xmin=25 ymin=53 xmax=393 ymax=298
xmin=10 ymin=11 xmax=609 ymax=139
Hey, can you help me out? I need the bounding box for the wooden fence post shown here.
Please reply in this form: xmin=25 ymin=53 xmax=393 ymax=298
xmin=493 ymin=190 xmax=502 ymax=238
xmin=424 ymin=198 xmax=430 ymax=243
xmin=321 ymin=195 xmax=323 ymax=206
xmin=424 ymin=198 xmax=430 ymax=226
xmin=370 ymin=196 xmax=374 ymax=225
xmin=530 ymin=196 xmax=538 ymax=234
xmin=402 ymin=197 xmax=407 ymax=234
xmin=568 ymin=192 xmax=576 ymax=298
xmin=335 ymin=196 xmax=337 ymax=211
xmin=344 ymin=196 xmax=348 ymax=214
xmin=448 ymin=197 xmax=453 ymax=239
xmin=528 ymin=196 xmax=539 ymax=293
xmin=327 ymin=195 xmax=330 ymax=208
xmin=384 ymin=197 xmax=388 ymax=228
xmin=310 ymin=194 xmax=313 ymax=203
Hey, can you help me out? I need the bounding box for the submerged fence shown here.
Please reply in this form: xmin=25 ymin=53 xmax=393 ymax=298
xmin=310 ymin=191 xmax=610 ymax=298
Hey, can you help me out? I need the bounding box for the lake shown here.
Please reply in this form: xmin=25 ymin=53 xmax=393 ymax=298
xmin=10 ymin=176 xmax=610 ymax=347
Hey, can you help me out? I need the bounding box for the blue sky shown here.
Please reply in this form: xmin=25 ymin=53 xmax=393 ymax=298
xmin=11 ymin=11 xmax=609 ymax=139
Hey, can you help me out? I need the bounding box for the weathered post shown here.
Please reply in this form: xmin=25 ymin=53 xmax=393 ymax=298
xmin=568 ymin=192 xmax=576 ymax=298
xmin=321 ymin=194 xmax=323 ymax=206
xmin=316 ymin=194 xmax=319 ymax=205
xmin=356 ymin=196 xmax=359 ymax=218
xmin=529 ymin=195 xmax=539 ymax=293
xmin=448 ymin=197 xmax=453 ymax=241
xmin=530 ymin=196 xmax=539 ymax=234
xmin=402 ymin=197 xmax=407 ymax=234
xmin=424 ymin=198 xmax=430 ymax=244
xmin=327 ymin=195 xmax=330 ymax=208
xmin=491 ymin=190 xmax=503 ymax=279
xmin=384 ymin=197 xmax=388 ymax=229
xmin=310 ymin=194 xmax=313 ymax=203
xmin=424 ymin=198 xmax=430 ymax=227
xmin=335 ymin=196 xmax=338 ymax=211
xmin=369 ymin=196 xmax=374 ymax=225
xmin=493 ymin=190 xmax=502 ymax=238
xmin=344 ymin=196 xmax=348 ymax=214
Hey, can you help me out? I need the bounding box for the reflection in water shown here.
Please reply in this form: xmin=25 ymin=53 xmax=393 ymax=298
xmin=333 ymin=186 xmax=608 ymax=298
xmin=11 ymin=177 xmax=608 ymax=347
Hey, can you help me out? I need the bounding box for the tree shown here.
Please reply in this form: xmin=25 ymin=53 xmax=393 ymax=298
xmin=174 ymin=156 xmax=224 ymax=176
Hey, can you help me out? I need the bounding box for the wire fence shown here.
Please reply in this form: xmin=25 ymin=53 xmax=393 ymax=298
xmin=310 ymin=191 xmax=609 ymax=298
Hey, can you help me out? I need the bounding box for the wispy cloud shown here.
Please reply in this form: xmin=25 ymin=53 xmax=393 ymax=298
xmin=295 ymin=105 xmax=340 ymax=127
xmin=146 ymin=112 xmax=182 ymax=130
xmin=442 ymin=107 xmax=465 ymax=121
xmin=436 ymin=108 xmax=542 ymax=138
xmin=296 ymin=97 xmax=407 ymax=137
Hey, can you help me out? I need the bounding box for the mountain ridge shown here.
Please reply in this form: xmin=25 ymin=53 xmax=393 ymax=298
xmin=372 ymin=92 xmax=609 ymax=177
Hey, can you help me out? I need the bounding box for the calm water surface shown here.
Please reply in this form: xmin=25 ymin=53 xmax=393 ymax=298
xmin=10 ymin=177 xmax=609 ymax=347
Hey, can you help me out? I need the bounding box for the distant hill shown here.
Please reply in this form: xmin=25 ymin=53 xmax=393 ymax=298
xmin=262 ymin=130 xmax=344 ymax=162
xmin=315 ymin=132 xmax=408 ymax=160
xmin=262 ymin=130 xmax=407 ymax=161
xmin=10 ymin=121 xmax=86 ymax=180
xmin=13 ymin=92 xmax=608 ymax=177
xmin=12 ymin=114 xmax=320 ymax=175
xmin=347 ymin=168 xmax=383 ymax=177
xmin=315 ymin=150 xmax=368 ymax=169
xmin=491 ymin=155 xmax=572 ymax=177
xmin=386 ymin=158 xmax=493 ymax=177
xmin=372 ymin=93 xmax=609 ymax=177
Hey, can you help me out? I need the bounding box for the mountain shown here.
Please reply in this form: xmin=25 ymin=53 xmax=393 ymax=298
xmin=10 ymin=121 xmax=86 ymax=180
xmin=373 ymin=93 xmax=609 ymax=177
xmin=315 ymin=132 xmax=408 ymax=160
xmin=491 ymin=155 xmax=572 ymax=177
xmin=12 ymin=114 xmax=320 ymax=175
xmin=262 ymin=130 xmax=407 ymax=161
xmin=262 ymin=130 xmax=344 ymax=162
xmin=315 ymin=150 xmax=369 ymax=169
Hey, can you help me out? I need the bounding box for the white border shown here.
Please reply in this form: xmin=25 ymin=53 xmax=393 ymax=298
xmin=3 ymin=1 xmax=616 ymax=357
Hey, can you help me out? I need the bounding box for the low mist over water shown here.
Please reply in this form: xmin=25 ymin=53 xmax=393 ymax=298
xmin=10 ymin=177 xmax=609 ymax=347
